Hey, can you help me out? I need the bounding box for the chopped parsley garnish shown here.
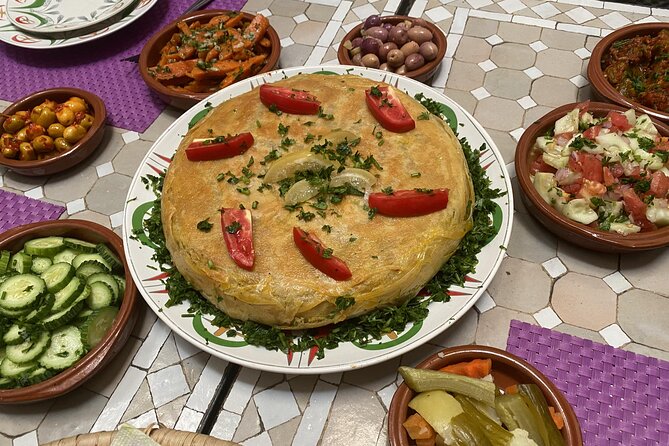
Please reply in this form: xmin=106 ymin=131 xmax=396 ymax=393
xmin=278 ymin=123 xmax=290 ymax=136
xmin=569 ymin=136 xmax=597 ymax=149
xmin=382 ymin=186 xmax=394 ymax=195
xmin=634 ymin=179 xmax=650 ymax=193
xmin=303 ymin=121 xmax=315 ymax=126
xmin=268 ymin=104 xmax=283 ymax=116
xmin=369 ymin=86 xmax=382 ymax=97
xmin=322 ymin=225 xmax=332 ymax=233
xmin=415 ymin=188 xmax=434 ymax=194
xmin=317 ymin=107 xmax=334 ymax=120
xmin=256 ymin=120 xmax=261 ymax=128
xmin=590 ymin=197 xmax=605 ymax=208
xmin=304 ymin=133 xmax=315 ymax=143
xmin=207 ymin=260 xmax=215 ymax=269
xmin=417 ymin=112 xmax=430 ymax=120
xmin=334 ymin=295 xmax=355 ymax=311
xmin=349 ymin=237 xmax=357 ymax=242
xmin=196 ymin=218 xmax=213 ymax=232
xmin=236 ymin=187 xmax=251 ymax=195
xmin=260 ymin=149 xmax=280 ymax=165
xmin=638 ymin=137 xmax=655 ymax=152
xmin=411 ymin=172 xmax=422 ymax=178
xmin=297 ymin=209 xmax=316 ymax=221
xmin=280 ymin=137 xmax=296 ymax=149
xmin=225 ymin=221 xmax=242 ymax=234
xmin=321 ymin=248 xmax=333 ymax=259
xmin=252 ymin=201 xmax=259 ymax=209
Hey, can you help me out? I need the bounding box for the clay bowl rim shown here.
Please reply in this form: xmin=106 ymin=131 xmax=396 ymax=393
xmin=139 ymin=9 xmax=281 ymax=106
xmin=0 ymin=219 xmax=139 ymax=404
xmin=388 ymin=345 xmax=583 ymax=446
xmin=0 ymin=87 xmax=107 ymax=176
xmin=587 ymin=22 xmax=669 ymax=123
xmin=515 ymin=101 xmax=669 ymax=253
xmin=336 ymin=15 xmax=447 ymax=81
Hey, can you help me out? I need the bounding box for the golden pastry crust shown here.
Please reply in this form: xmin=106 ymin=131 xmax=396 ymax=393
xmin=162 ymin=74 xmax=474 ymax=329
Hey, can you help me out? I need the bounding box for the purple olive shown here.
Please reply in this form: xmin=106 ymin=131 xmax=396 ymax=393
xmin=361 ymin=53 xmax=380 ymax=68
xmin=407 ymin=26 xmax=433 ymax=44
xmin=379 ymin=42 xmax=398 ymax=61
xmin=360 ymin=37 xmax=382 ymax=56
xmin=351 ymin=37 xmax=363 ymax=48
xmin=364 ymin=14 xmax=382 ymax=29
xmin=366 ymin=26 xmax=389 ymax=42
xmin=386 ymin=48 xmax=405 ymax=68
xmin=352 ymin=53 xmax=362 ymax=66
xmin=405 ymin=53 xmax=425 ymax=71
xmin=400 ymin=41 xmax=420 ymax=57
xmin=412 ymin=18 xmax=428 ymax=27
xmin=388 ymin=26 xmax=409 ymax=46
xmin=419 ymin=41 xmax=439 ymax=61
xmin=382 ymin=22 xmax=393 ymax=31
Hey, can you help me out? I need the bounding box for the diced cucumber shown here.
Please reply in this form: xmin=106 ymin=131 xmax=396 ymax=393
xmin=41 ymin=263 xmax=75 ymax=294
xmin=10 ymin=252 xmax=32 ymax=274
xmin=5 ymin=331 xmax=50 ymax=364
xmin=75 ymin=260 xmax=107 ymax=279
xmin=0 ymin=274 xmax=46 ymax=311
xmin=24 ymin=237 xmax=65 ymax=257
xmin=72 ymin=254 xmax=110 ymax=271
xmin=0 ymin=251 xmax=10 ymax=274
xmin=81 ymin=306 xmax=118 ymax=349
xmin=95 ymin=244 xmax=123 ymax=272
xmin=114 ymin=275 xmax=126 ymax=297
xmin=87 ymin=273 xmax=119 ymax=303
xmin=51 ymin=276 xmax=85 ymax=313
xmin=0 ymin=358 xmax=37 ymax=378
xmin=41 ymin=288 xmax=89 ymax=330
xmin=30 ymin=257 xmax=53 ymax=275
xmin=87 ymin=282 xmax=114 ymax=310
xmin=63 ymin=238 xmax=97 ymax=253
xmin=53 ymin=249 xmax=80 ymax=265
xmin=24 ymin=294 xmax=55 ymax=324
xmin=39 ymin=326 xmax=84 ymax=371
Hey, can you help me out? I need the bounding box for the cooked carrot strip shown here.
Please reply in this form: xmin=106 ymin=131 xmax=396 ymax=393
xmin=242 ymin=14 xmax=269 ymax=48
xmin=177 ymin=21 xmax=191 ymax=36
xmin=549 ymin=406 xmax=565 ymax=430
xmin=258 ymin=37 xmax=271 ymax=48
xmin=208 ymin=14 xmax=230 ymax=26
xmin=439 ymin=358 xmax=492 ymax=379
xmin=505 ymin=384 xmax=519 ymax=394
xmin=189 ymin=60 xmax=243 ymax=80
xmin=224 ymin=13 xmax=245 ymax=29
xmin=403 ymin=414 xmax=436 ymax=441
xmin=150 ymin=60 xmax=197 ymax=80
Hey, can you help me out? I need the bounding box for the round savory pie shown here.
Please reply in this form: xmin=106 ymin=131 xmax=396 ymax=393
xmin=161 ymin=74 xmax=474 ymax=329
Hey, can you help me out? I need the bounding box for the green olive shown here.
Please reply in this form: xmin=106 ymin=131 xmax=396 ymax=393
xmin=19 ymin=142 xmax=36 ymax=161
xmin=2 ymin=115 xmax=26 ymax=133
xmin=47 ymin=123 xmax=65 ymax=138
xmin=25 ymin=123 xmax=45 ymax=141
xmin=15 ymin=110 xmax=30 ymax=121
xmin=63 ymin=124 xmax=86 ymax=144
xmin=54 ymin=137 xmax=72 ymax=153
xmin=78 ymin=114 xmax=94 ymax=130
xmin=56 ymin=106 xmax=75 ymax=126
xmin=38 ymin=99 xmax=57 ymax=111
xmin=64 ymin=99 xmax=87 ymax=113
xmin=32 ymin=135 xmax=55 ymax=153
xmin=30 ymin=105 xmax=44 ymax=123
xmin=1 ymin=146 xmax=18 ymax=159
xmin=36 ymin=108 xmax=57 ymax=128
xmin=15 ymin=127 xmax=29 ymax=142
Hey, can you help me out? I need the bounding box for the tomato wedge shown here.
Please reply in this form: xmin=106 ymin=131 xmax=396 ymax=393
xmin=292 ymin=227 xmax=352 ymax=281
xmin=365 ymin=86 xmax=415 ymax=133
xmin=259 ymin=84 xmax=320 ymax=115
xmin=368 ymin=188 xmax=449 ymax=217
xmin=583 ymin=125 xmax=601 ymax=140
xmin=186 ymin=133 xmax=254 ymax=161
xmin=221 ymin=209 xmax=254 ymax=271
xmin=530 ymin=153 xmax=556 ymax=174
xmin=650 ymin=171 xmax=669 ymax=197
xmin=606 ymin=111 xmax=632 ymax=132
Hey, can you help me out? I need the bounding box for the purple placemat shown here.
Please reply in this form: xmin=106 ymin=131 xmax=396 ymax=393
xmin=0 ymin=189 xmax=65 ymax=234
xmin=0 ymin=0 xmax=247 ymax=133
xmin=507 ymin=320 xmax=669 ymax=446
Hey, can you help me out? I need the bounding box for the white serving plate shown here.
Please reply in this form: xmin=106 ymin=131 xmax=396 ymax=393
xmin=123 ymin=65 xmax=514 ymax=374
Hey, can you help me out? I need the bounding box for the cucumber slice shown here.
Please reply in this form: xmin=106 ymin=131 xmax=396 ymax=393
xmin=0 ymin=251 xmax=10 ymax=274
xmin=41 ymin=263 xmax=75 ymax=294
xmin=114 ymin=275 xmax=126 ymax=297
xmin=24 ymin=237 xmax=65 ymax=257
xmin=63 ymin=238 xmax=97 ymax=253
xmin=0 ymin=358 xmax=37 ymax=378
xmin=2 ymin=324 xmax=24 ymax=345
xmin=24 ymin=293 xmax=55 ymax=324
xmin=81 ymin=306 xmax=118 ymax=349
xmin=51 ymin=277 xmax=85 ymax=313
xmin=10 ymin=252 xmax=32 ymax=274
xmin=0 ymin=376 xmax=13 ymax=389
xmin=72 ymin=254 xmax=110 ymax=271
xmin=0 ymin=273 xmax=15 ymax=286
xmin=87 ymin=273 xmax=119 ymax=303
xmin=53 ymin=249 xmax=80 ymax=265
xmin=0 ymin=305 xmax=29 ymax=318
xmin=30 ymin=257 xmax=53 ymax=275
xmin=87 ymin=282 xmax=114 ymax=310
xmin=41 ymin=288 xmax=89 ymax=330
xmin=75 ymin=260 xmax=107 ymax=280
xmin=21 ymin=366 xmax=53 ymax=386
xmin=5 ymin=331 xmax=50 ymax=364
xmin=0 ymin=274 xmax=46 ymax=311
xmin=95 ymin=244 xmax=123 ymax=272
xmin=73 ymin=308 xmax=94 ymax=325
xmin=39 ymin=326 xmax=84 ymax=371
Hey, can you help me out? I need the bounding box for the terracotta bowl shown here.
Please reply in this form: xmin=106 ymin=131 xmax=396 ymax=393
xmin=0 ymin=88 xmax=106 ymax=177
xmin=587 ymin=23 xmax=669 ymax=123
xmin=515 ymin=102 xmax=669 ymax=253
xmin=0 ymin=220 xmax=140 ymax=404
xmin=388 ymin=345 xmax=582 ymax=446
xmin=337 ymin=15 xmax=447 ymax=83
xmin=139 ymin=10 xmax=281 ymax=110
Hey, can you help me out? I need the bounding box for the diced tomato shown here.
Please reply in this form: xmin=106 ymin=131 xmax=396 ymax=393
xmin=622 ymin=189 xmax=654 ymax=231
xmin=186 ymin=133 xmax=254 ymax=161
xmin=650 ymin=171 xmax=669 ymax=197
xmin=555 ymin=132 xmax=574 ymax=147
xmin=653 ymin=139 xmax=669 ymax=152
xmin=221 ymin=209 xmax=255 ymax=271
xmin=580 ymin=154 xmax=603 ymax=183
xmin=368 ymin=188 xmax=449 ymax=217
xmin=259 ymin=84 xmax=320 ymax=115
xmin=365 ymin=86 xmax=415 ymax=133
xmin=606 ymin=111 xmax=632 ymax=132
xmin=603 ymin=166 xmax=617 ymax=187
xmin=583 ymin=125 xmax=601 ymax=140
xmin=628 ymin=166 xmax=643 ymax=180
xmin=561 ymin=182 xmax=582 ymax=194
xmin=530 ymin=154 xmax=556 ymax=174
xmin=577 ymin=100 xmax=590 ymax=115
xmin=292 ymin=227 xmax=352 ymax=281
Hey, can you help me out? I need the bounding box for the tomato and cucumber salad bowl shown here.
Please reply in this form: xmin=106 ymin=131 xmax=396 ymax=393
xmin=515 ymin=101 xmax=669 ymax=253
xmin=0 ymin=220 xmax=139 ymax=404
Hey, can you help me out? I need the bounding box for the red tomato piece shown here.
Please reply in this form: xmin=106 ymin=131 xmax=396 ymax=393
xmin=561 ymin=182 xmax=582 ymax=194
xmin=577 ymin=100 xmax=590 ymax=115
xmin=650 ymin=171 xmax=669 ymax=197
xmin=603 ymin=166 xmax=617 ymax=187
xmin=554 ymin=132 xmax=574 ymax=147
xmin=583 ymin=125 xmax=601 ymax=140
xmin=368 ymin=189 xmax=449 ymax=217
xmin=292 ymin=227 xmax=352 ymax=281
xmin=530 ymin=153 xmax=557 ymax=174
xmin=580 ymin=154 xmax=603 ymax=183
xmin=365 ymin=86 xmax=415 ymax=133
xmin=221 ymin=209 xmax=255 ymax=271
xmin=259 ymin=84 xmax=320 ymax=115
xmin=622 ymin=189 xmax=654 ymax=231
xmin=606 ymin=111 xmax=632 ymax=132
xmin=186 ymin=133 xmax=254 ymax=161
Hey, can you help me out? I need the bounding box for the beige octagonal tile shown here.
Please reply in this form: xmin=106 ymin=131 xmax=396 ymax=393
xmin=484 ymin=68 xmax=532 ymax=100
xmin=474 ymin=97 xmax=524 ymax=131
xmin=463 ymin=17 xmax=498 ymax=38
xmin=305 ymin=4 xmax=336 ymax=21
xmin=442 ymin=88 xmax=477 ymax=114
xmin=523 ymin=105 xmax=553 ymax=127
xmin=618 ymin=289 xmax=669 ymax=351
xmin=486 ymin=129 xmax=516 ymax=164
xmin=446 ymin=61 xmax=486 ymax=92
xmin=269 ymin=0 xmax=307 ymax=16
xmin=85 ymin=173 xmax=131 ymax=215
xmin=620 ymin=249 xmax=669 ymax=297
xmin=497 ymin=22 xmax=542 ymax=44
xmin=506 ymin=211 xmax=558 ymax=263
xmin=552 ymin=272 xmax=617 ymax=331
xmin=269 ymin=15 xmax=297 ymax=39
xmin=623 ymin=343 xmax=669 ymax=362
xmin=536 ymin=49 xmax=584 ymax=79
xmin=490 ymin=43 xmax=536 ymax=70
xmin=291 ymin=21 xmax=327 ymax=47
xmin=540 ymin=28 xmax=586 ymax=51
xmin=553 ymin=323 xmax=605 ymax=343
xmin=242 ymin=0 xmax=272 ymax=13
xmin=488 ymin=257 xmax=551 ymax=313
xmin=476 ymin=306 xmax=535 ymax=349
xmin=531 ymin=77 xmax=578 ymax=107
xmin=454 ymin=36 xmax=492 ymax=63
xmin=557 ymin=240 xmax=619 ymax=278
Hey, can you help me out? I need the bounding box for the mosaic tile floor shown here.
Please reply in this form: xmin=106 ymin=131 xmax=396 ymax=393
xmin=2 ymin=0 xmax=669 ymax=445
